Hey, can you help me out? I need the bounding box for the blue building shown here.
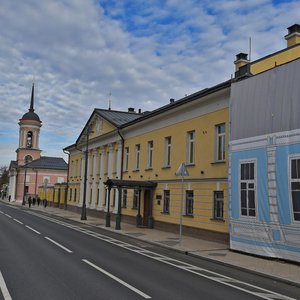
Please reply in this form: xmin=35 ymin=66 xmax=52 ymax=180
xmin=229 ymin=58 xmax=300 ymax=262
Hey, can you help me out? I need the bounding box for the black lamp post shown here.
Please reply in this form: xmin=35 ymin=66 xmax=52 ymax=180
xmin=105 ymin=179 xmax=112 ymax=227
xmin=81 ymin=127 xmax=93 ymax=220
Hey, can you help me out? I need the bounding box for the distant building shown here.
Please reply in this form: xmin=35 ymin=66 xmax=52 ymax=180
xmin=8 ymin=84 xmax=68 ymax=203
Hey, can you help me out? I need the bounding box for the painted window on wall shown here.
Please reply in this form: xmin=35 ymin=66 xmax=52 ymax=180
xmin=213 ymin=191 xmax=224 ymax=220
xmin=290 ymin=156 xmax=300 ymax=221
xmin=240 ymin=160 xmax=256 ymax=217
xmin=163 ymin=190 xmax=170 ymax=213
xmin=185 ymin=190 xmax=194 ymax=216
xmin=216 ymin=124 xmax=225 ymax=161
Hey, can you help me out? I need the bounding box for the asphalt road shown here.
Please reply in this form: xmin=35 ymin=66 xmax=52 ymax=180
xmin=0 ymin=202 xmax=299 ymax=300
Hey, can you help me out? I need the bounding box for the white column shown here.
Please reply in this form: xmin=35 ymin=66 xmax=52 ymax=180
xmin=33 ymin=131 xmax=37 ymax=148
xmin=113 ymin=141 xmax=122 ymax=213
xmin=97 ymin=147 xmax=105 ymax=210
xmin=90 ymin=151 xmax=98 ymax=209
xmin=86 ymin=151 xmax=92 ymax=207
xmin=79 ymin=158 xmax=84 ymax=206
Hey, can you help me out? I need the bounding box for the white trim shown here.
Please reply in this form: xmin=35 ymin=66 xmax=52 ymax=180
xmin=238 ymin=158 xmax=258 ymax=220
xmin=288 ymin=154 xmax=300 ymax=225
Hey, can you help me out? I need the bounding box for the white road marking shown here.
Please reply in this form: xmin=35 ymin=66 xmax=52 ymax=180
xmin=0 ymin=271 xmax=12 ymax=300
xmin=13 ymin=218 xmax=23 ymax=224
xmin=25 ymin=225 xmax=41 ymax=235
xmin=82 ymin=259 xmax=151 ymax=299
xmin=4 ymin=214 xmax=11 ymax=218
xmin=45 ymin=237 xmax=73 ymax=253
xmin=26 ymin=211 xmax=295 ymax=300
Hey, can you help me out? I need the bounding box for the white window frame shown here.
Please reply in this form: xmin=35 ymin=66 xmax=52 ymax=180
xmin=216 ymin=123 xmax=226 ymax=161
xmin=239 ymin=159 xmax=257 ymax=218
xmin=163 ymin=190 xmax=170 ymax=213
xmin=186 ymin=131 xmax=195 ymax=165
xmin=124 ymin=147 xmax=129 ymax=171
xmin=164 ymin=137 xmax=171 ymax=167
xmin=185 ymin=190 xmax=194 ymax=216
xmin=135 ymin=144 xmax=140 ymax=170
xmin=213 ymin=191 xmax=224 ymax=220
xmin=289 ymin=155 xmax=300 ymax=223
xmin=147 ymin=141 xmax=153 ymax=169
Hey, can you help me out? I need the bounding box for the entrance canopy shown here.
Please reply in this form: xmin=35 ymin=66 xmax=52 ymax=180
xmin=104 ymin=179 xmax=157 ymax=189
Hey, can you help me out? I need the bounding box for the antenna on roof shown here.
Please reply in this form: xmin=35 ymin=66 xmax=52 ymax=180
xmin=108 ymin=92 xmax=112 ymax=110
xmin=249 ymin=36 xmax=252 ymax=62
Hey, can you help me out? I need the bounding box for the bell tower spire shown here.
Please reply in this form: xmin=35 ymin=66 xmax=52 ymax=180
xmin=16 ymin=83 xmax=42 ymax=166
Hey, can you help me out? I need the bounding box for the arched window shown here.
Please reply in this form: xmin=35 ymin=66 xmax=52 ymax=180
xmin=27 ymin=131 xmax=33 ymax=148
xmin=24 ymin=155 xmax=33 ymax=164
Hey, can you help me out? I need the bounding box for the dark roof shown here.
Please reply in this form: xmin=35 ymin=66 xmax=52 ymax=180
xmin=120 ymin=79 xmax=231 ymax=128
xmin=21 ymin=111 xmax=41 ymax=122
xmin=95 ymin=109 xmax=142 ymax=127
xmin=104 ymin=179 xmax=157 ymax=189
xmin=24 ymin=156 xmax=67 ymax=170
xmin=9 ymin=160 xmax=18 ymax=170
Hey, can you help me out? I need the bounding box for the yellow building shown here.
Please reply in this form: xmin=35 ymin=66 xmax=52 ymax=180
xmin=64 ymin=24 xmax=300 ymax=243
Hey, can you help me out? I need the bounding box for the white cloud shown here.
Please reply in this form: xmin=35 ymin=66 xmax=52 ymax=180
xmin=0 ymin=0 xmax=300 ymax=167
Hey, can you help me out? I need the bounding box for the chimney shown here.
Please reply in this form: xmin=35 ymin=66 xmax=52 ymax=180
xmin=234 ymin=53 xmax=249 ymax=72
xmin=128 ymin=107 xmax=135 ymax=112
xmin=138 ymin=108 xmax=142 ymax=114
xmin=170 ymin=98 xmax=175 ymax=103
xmin=285 ymin=24 xmax=300 ymax=47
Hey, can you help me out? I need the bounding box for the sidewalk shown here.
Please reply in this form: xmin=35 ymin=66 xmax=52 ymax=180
xmin=5 ymin=200 xmax=300 ymax=287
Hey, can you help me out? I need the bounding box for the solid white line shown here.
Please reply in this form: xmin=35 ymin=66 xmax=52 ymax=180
xmin=0 ymin=271 xmax=12 ymax=300
xmin=13 ymin=218 xmax=23 ymax=225
xmin=4 ymin=214 xmax=11 ymax=218
xmin=25 ymin=225 xmax=41 ymax=235
xmin=45 ymin=237 xmax=73 ymax=253
xmin=82 ymin=259 xmax=151 ymax=299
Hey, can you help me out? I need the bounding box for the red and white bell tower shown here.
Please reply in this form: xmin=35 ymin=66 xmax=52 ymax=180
xmin=16 ymin=83 xmax=42 ymax=166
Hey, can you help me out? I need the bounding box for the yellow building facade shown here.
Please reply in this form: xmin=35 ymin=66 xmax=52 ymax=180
xmin=64 ymin=24 xmax=300 ymax=243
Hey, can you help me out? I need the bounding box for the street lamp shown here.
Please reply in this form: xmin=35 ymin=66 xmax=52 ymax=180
xmin=81 ymin=126 xmax=93 ymax=220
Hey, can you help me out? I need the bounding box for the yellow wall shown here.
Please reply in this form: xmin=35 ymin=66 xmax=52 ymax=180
xmin=251 ymin=44 xmax=300 ymax=75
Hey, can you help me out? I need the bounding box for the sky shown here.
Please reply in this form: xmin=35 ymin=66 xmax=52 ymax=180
xmin=0 ymin=0 xmax=300 ymax=167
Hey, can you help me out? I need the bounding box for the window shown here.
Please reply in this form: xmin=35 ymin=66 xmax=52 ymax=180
xmin=69 ymin=189 xmax=72 ymax=202
xmin=164 ymin=137 xmax=172 ymax=167
xmin=133 ymin=189 xmax=139 ymax=209
xmin=216 ymin=124 xmax=226 ymax=161
xmin=26 ymin=131 xmax=33 ymax=148
xmin=147 ymin=141 xmax=153 ymax=169
xmin=124 ymin=147 xmax=129 ymax=171
xmin=213 ymin=191 xmax=224 ymax=219
xmin=240 ymin=161 xmax=256 ymax=217
xmin=187 ymin=131 xmax=195 ymax=165
xmin=122 ymin=189 xmax=127 ymax=208
xmin=135 ymin=144 xmax=140 ymax=170
xmin=57 ymin=177 xmax=64 ymax=183
xmin=24 ymin=155 xmax=33 ymax=164
xmin=185 ymin=190 xmax=194 ymax=216
xmin=74 ymin=189 xmax=77 ymax=202
xmin=163 ymin=190 xmax=170 ymax=213
xmin=290 ymin=157 xmax=300 ymax=221
xmin=96 ymin=188 xmax=99 ymax=205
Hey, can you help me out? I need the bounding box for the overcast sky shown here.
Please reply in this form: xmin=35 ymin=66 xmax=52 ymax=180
xmin=1 ymin=0 xmax=299 ymax=167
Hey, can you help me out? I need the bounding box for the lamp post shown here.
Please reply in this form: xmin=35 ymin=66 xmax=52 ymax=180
xmin=81 ymin=126 xmax=93 ymax=220
xmin=175 ymin=162 xmax=189 ymax=242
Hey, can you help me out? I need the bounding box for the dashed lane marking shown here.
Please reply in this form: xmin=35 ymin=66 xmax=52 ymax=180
xmin=82 ymin=259 xmax=151 ymax=299
xmin=45 ymin=237 xmax=73 ymax=253
xmin=0 ymin=271 xmax=12 ymax=300
xmin=26 ymin=211 xmax=296 ymax=300
xmin=25 ymin=225 xmax=41 ymax=235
